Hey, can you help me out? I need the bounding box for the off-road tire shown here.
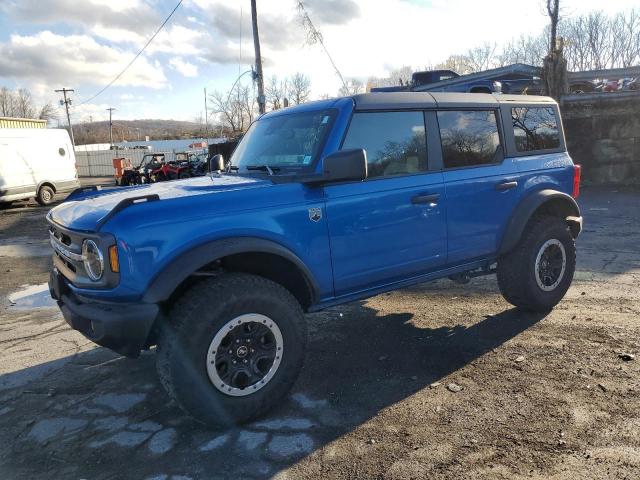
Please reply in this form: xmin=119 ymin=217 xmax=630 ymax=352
xmin=156 ymin=273 xmax=307 ymax=427
xmin=497 ymin=215 xmax=576 ymax=312
xmin=36 ymin=185 xmax=55 ymax=206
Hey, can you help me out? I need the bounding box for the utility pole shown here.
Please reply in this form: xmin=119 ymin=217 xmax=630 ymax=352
xmin=250 ymin=0 xmax=266 ymax=115
xmin=106 ymin=107 xmax=116 ymax=146
xmin=204 ymin=87 xmax=209 ymax=139
xmin=55 ymin=88 xmax=75 ymax=147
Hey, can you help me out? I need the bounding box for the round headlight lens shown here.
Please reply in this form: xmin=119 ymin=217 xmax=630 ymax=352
xmin=82 ymin=240 xmax=104 ymax=281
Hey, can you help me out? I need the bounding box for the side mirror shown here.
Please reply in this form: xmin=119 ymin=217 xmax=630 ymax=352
xmin=209 ymin=154 xmax=224 ymax=172
xmin=320 ymin=149 xmax=368 ymax=184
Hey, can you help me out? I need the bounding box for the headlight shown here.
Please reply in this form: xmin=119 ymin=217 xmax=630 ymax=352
xmin=82 ymin=239 xmax=104 ymax=281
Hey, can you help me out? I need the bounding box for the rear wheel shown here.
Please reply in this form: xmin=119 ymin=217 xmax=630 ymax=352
xmin=36 ymin=185 xmax=55 ymax=206
xmin=156 ymin=273 xmax=306 ymax=427
xmin=497 ymin=216 xmax=576 ymax=312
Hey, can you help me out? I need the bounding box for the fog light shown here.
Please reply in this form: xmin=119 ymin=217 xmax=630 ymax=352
xmin=82 ymin=240 xmax=104 ymax=281
xmin=108 ymin=245 xmax=119 ymax=273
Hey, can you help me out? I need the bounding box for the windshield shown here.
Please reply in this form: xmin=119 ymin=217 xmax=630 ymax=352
xmin=230 ymin=109 xmax=336 ymax=173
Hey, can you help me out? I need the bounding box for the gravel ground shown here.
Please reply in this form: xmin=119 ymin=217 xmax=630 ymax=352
xmin=0 ymin=186 xmax=638 ymax=479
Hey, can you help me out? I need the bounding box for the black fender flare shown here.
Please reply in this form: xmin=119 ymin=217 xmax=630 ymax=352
xmin=498 ymin=189 xmax=582 ymax=255
xmin=142 ymin=237 xmax=320 ymax=305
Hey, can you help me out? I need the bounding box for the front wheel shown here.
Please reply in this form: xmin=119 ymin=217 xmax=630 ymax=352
xmin=497 ymin=216 xmax=576 ymax=312
xmin=36 ymin=185 xmax=55 ymax=206
xmin=156 ymin=273 xmax=307 ymax=427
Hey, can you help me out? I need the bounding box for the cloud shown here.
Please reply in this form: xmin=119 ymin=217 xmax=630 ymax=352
xmin=191 ymin=1 xmax=304 ymax=51
xmin=0 ymin=31 xmax=168 ymax=90
xmin=1 ymin=0 xmax=160 ymax=35
xmin=302 ymin=0 xmax=361 ymax=25
xmin=169 ymin=57 xmax=198 ymax=77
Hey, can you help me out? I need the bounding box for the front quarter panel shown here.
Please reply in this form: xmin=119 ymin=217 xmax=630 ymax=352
xmin=68 ymin=183 xmax=333 ymax=303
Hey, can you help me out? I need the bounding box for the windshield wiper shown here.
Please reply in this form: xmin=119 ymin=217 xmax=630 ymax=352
xmin=246 ymin=165 xmax=280 ymax=176
xmin=226 ymin=165 xmax=239 ymax=173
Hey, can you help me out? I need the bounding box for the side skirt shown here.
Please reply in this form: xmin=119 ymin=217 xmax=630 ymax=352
xmin=308 ymin=258 xmax=496 ymax=312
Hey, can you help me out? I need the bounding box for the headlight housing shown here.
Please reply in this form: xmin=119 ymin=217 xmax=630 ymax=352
xmin=82 ymin=239 xmax=104 ymax=281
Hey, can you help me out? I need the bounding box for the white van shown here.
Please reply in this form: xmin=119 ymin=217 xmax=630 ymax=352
xmin=0 ymin=128 xmax=80 ymax=206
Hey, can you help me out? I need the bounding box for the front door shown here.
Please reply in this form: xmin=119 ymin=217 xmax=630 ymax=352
xmin=324 ymin=111 xmax=447 ymax=296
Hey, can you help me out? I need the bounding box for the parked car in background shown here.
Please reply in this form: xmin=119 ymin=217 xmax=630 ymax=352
xmin=0 ymin=128 xmax=79 ymax=206
xmin=372 ymin=69 xmax=502 ymax=94
xmin=48 ymin=92 xmax=582 ymax=428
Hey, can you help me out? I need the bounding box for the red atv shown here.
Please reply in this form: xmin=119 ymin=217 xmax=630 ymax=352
xmin=150 ymin=163 xmax=190 ymax=182
xmin=119 ymin=153 xmax=192 ymax=186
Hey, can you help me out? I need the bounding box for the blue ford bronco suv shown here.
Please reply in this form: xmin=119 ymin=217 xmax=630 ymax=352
xmin=48 ymin=92 xmax=582 ymax=427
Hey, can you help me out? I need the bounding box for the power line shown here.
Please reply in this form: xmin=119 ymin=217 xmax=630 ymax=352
xmin=75 ymin=0 xmax=184 ymax=107
xmin=296 ymin=1 xmax=347 ymax=90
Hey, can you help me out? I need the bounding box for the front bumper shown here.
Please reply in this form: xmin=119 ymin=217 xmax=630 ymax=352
xmin=49 ymin=268 xmax=159 ymax=358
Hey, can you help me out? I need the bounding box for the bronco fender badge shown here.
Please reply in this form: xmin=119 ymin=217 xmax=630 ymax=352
xmin=308 ymin=207 xmax=322 ymax=222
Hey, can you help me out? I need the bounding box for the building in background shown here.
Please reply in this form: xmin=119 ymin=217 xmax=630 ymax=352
xmin=0 ymin=117 xmax=47 ymax=129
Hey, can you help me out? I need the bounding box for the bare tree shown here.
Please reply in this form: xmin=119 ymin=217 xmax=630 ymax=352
xmin=209 ymin=90 xmax=240 ymax=133
xmin=38 ymin=102 xmax=57 ymax=121
xmin=15 ymin=88 xmax=36 ymax=118
xmin=542 ymin=0 xmax=568 ymax=100
xmin=338 ymin=79 xmax=365 ymax=96
xmin=208 ymin=81 xmax=257 ymax=133
xmin=265 ymin=75 xmax=288 ymax=110
xmin=547 ymin=0 xmax=561 ymax=53
xmin=434 ymin=55 xmax=474 ymax=74
xmin=0 ymin=86 xmax=56 ymax=121
xmin=466 ymin=43 xmax=498 ymax=72
xmin=0 ymin=87 xmax=15 ymax=117
xmin=499 ymin=34 xmax=547 ymax=66
xmin=367 ymin=66 xmax=414 ymax=89
xmin=288 ymin=73 xmax=311 ymax=105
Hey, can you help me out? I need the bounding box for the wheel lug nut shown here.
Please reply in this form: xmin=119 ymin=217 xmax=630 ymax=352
xmin=243 ymin=359 xmax=248 ymax=364
xmin=232 ymin=360 xmax=236 ymax=364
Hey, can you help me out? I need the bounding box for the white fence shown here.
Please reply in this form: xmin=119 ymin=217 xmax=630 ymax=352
xmin=75 ymin=150 xmax=148 ymax=177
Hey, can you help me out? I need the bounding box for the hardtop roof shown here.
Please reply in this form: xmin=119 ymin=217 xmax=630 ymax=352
xmin=352 ymin=92 xmax=556 ymax=110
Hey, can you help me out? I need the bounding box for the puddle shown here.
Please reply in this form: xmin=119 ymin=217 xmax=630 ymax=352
xmin=0 ymin=237 xmax=50 ymax=258
xmin=8 ymin=283 xmax=57 ymax=310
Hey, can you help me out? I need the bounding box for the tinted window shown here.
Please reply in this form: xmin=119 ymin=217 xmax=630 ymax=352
xmin=512 ymin=107 xmax=560 ymax=152
xmin=438 ymin=110 xmax=501 ymax=168
xmin=342 ymin=112 xmax=427 ymax=178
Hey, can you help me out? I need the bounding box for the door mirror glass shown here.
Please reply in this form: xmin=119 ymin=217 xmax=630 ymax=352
xmin=320 ymin=149 xmax=368 ymax=183
xmin=210 ymin=154 xmax=224 ymax=172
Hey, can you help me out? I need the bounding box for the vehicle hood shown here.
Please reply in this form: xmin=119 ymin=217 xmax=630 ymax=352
xmin=48 ymin=175 xmax=272 ymax=232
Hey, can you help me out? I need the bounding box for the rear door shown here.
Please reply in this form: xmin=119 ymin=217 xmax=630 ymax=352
xmin=437 ymin=109 xmax=523 ymax=264
xmin=324 ymin=110 xmax=447 ymax=296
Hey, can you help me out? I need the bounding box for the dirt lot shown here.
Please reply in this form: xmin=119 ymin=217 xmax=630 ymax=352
xmin=0 ymin=185 xmax=638 ymax=480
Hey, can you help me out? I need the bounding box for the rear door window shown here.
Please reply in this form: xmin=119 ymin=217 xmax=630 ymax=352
xmin=437 ymin=110 xmax=501 ymax=169
xmin=511 ymin=107 xmax=560 ymax=152
xmin=341 ymin=111 xmax=427 ymax=178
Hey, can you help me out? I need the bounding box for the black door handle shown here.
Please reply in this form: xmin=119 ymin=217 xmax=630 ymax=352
xmin=411 ymin=193 xmax=440 ymax=205
xmin=495 ymin=181 xmax=518 ymax=191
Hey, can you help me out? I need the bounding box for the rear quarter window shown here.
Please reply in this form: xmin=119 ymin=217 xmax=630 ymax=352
xmin=511 ymin=107 xmax=560 ymax=152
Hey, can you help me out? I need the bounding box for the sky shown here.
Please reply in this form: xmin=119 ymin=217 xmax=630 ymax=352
xmin=0 ymin=0 xmax=637 ymax=124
